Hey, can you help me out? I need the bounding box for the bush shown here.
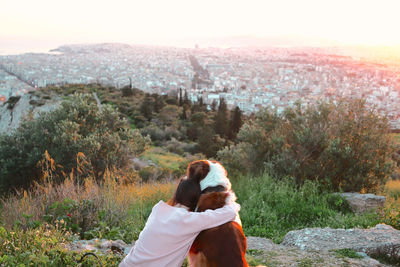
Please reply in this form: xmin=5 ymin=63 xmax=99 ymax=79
xmin=0 ymin=94 xmax=150 ymax=191
xmin=0 ymin=224 xmax=123 ymax=266
xmin=219 ymin=99 xmax=394 ymax=192
xmin=5 ymin=95 xmax=21 ymax=109
xmin=232 ymin=173 xmax=380 ymax=243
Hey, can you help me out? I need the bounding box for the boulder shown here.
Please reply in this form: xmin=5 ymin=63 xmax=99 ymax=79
xmin=0 ymin=93 xmax=61 ymax=133
xmin=281 ymin=224 xmax=400 ymax=261
xmin=336 ymin=192 xmax=386 ymax=213
xmin=246 ymin=236 xmax=387 ymax=267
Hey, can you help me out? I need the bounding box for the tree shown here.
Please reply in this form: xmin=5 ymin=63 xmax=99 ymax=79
xmin=214 ymin=98 xmax=229 ymax=138
xmin=228 ymin=106 xmax=243 ymax=140
xmin=0 ymin=94 xmax=150 ymax=191
xmin=153 ymin=94 xmax=164 ymax=113
xmin=183 ymin=89 xmax=190 ymax=106
xmin=186 ymin=112 xmax=206 ymax=141
xmin=157 ymin=105 xmax=180 ymax=126
xmin=121 ymin=85 xmax=134 ymax=97
xmin=179 ymin=88 xmax=183 ymax=106
xmin=180 ymin=105 xmax=188 ymax=120
xmin=140 ymin=95 xmax=153 ymax=121
xmin=218 ymin=99 xmax=394 ymax=192
xmin=197 ymin=126 xmax=224 ymax=158
xmin=211 ymin=100 xmax=217 ymax=112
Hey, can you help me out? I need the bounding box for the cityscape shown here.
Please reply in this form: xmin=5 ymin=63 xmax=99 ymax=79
xmin=0 ymin=43 xmax=399 ymax=129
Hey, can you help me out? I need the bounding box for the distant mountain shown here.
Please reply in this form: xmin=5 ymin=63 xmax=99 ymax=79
xmin=191 ymin=35 xmax=341 ymax=48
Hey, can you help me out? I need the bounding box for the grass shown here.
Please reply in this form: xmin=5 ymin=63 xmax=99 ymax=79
xmin=141 ymin=147 xmax=188 ymax=172
xmin=0 ymin=169 xmax=176 ymax=243
xmin=379 ymin=179 xmax=400 ymax=229
xmin=0 ymin=223 xmax=123 ymax=266
xmin=0 ymin=167 xmax=176 ymax=266
xmin=384 ymin=179 xmax=400 ymax=200
xmin=1 ymin=161 xmax=400 ymax=266
xmin=231 ymin=173 xmax=381 ymax=243
xmin=332 ymin=248 xmax=363 ymax=259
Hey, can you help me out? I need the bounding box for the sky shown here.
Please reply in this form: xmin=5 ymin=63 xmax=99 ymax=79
xmin=1 ymin=0 xmax=400 ymax=53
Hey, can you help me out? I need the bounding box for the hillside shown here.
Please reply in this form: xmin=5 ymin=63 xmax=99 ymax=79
xmin=0 ymin=84 xmax=399 ymax=266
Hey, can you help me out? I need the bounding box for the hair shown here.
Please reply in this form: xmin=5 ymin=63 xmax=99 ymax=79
xmin=169 ymin=178 xmax=201 ymax=211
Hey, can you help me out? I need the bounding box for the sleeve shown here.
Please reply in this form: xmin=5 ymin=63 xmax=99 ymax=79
xmin=181 ymin=202 xmax=240 ymax=234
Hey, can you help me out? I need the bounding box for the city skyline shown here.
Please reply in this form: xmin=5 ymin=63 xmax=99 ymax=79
xmin=2 ymin=0 xmax=400 ymax=55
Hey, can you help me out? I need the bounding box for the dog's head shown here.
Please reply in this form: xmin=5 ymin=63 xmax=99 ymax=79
xmin=186 ymin=160 xmax=231 ymax=193
xmin=170 ymin=160 xmax=231 ymax=211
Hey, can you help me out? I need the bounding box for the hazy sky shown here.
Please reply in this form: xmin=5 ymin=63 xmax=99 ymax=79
xmin=2 ymin=0 xmax=400 ymax=50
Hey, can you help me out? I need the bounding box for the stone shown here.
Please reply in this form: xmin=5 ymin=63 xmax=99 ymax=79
xmin=281 ymin=224 xmax=400 ymax=262
xmin=336 ymin=192 xmax=386 ymax=213
xmin=0 ymin=93 xmax=61 ymax=133
xmin=246 ymin=236 xmax=388 ymax=266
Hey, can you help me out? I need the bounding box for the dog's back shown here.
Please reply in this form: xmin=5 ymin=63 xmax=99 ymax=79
xmin=189 ymin=192 xmax=248 ymax=267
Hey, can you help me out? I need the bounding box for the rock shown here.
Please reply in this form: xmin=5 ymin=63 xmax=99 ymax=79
xmin=281 ymin=224 xmax=400 ymax=262
xmin=336 ymin=192 xmax=386 ymax=213
xmin=247 ymin=236 xmax=277 ymax=251
xmin=0 ymin=93 xmax=61 ymax=133
xmin=66 ymin=238 xmax=134 ymax=255
xmin=246 ymin=236 xmax=388 ymax=267
xmin=131 ymin=157 xmax=150 ymax=170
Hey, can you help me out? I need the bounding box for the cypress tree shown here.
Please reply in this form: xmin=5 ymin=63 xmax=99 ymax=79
xmin=229 ymin=106 xmax=243 ymax=140
xmin=140 ymin=95 xmax=153 ymax=121
xmin=215 ymin=98 xmax=229 ymax=138
xmin=179 ymin=88 xmax=183 ymax=106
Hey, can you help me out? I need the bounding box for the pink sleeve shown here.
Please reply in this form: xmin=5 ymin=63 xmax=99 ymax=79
xmin=181 ymin=202 xmax=240 ymax=233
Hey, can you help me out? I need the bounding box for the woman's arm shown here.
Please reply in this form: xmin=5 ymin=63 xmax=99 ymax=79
xmin=180 ymin=201 xmax=240 ymax=234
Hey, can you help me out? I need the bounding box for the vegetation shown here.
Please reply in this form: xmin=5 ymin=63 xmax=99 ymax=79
xmin=39 ymin=83 xmax=243 ymax=158
xmin=1 ymin=84 xmax=399 ymax=265
xmin=332 ymin=248 xmax=363 ymax=259
xmin=231 ymin=173 xmax=381 ymax=243
xmin=219 ymin=99 xmax=394 ymax=192
xmin=0 ymin=224 xmax=123 ymax=266
xmin=0 ymin=93 xmax=150 ymax=191
xmin=379 ymin=179 xmax=400 ymax=229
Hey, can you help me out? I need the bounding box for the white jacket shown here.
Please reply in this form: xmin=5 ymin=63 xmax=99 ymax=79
xmin=119 ymin=200 xmax=240 ymax=267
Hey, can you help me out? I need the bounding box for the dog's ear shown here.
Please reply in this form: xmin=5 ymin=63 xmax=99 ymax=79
xmin=187 ymin=160 xmax=210 ymax=182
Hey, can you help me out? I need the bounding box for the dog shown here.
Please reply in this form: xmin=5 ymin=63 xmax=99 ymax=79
xmin=186 ymin=160 xmax=248 ymax=267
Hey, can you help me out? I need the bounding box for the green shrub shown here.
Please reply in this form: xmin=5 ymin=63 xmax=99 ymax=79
xmin=0 ymin=93 xmax=150 ymax=191
xmin=5 ymin=95 xmax=21 ymax=109
xmin=219 ymin=99 xmax=394 ymax=192
xmin=0 ymin=225 xmax=123 ymax=266
xmin=232 ymin=173 xmax=380 ymax=243
xmin=43 ymin=198 xmax=99 ymax=239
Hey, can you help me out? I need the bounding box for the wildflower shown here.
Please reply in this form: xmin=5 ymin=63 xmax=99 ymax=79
xmin=67 ymin=213 xmax=71 ymax=218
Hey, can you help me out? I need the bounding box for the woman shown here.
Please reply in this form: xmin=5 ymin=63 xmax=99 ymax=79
xmin=119 ymin=178 xmax=240 ymax=267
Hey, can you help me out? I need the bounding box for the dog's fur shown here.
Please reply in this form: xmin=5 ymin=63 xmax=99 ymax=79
xmin=186 ymin=160 xmax=248 ymax=267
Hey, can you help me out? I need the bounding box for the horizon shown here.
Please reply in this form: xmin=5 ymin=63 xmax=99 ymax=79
xmin=2 ymin=0 xmax=400 ymax=55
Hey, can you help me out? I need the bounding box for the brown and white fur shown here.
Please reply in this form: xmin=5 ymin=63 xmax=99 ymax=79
xmin=186 ymin=160 xmax=248 ymax=267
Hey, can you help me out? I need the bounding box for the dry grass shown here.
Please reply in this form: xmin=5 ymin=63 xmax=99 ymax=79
xmin=0 ymin=152 xmax=176 ymax=235
xmin=385 ymin=179 xmax=400 ymax=199
xmin=379 ymin=179 xmax=400 ymax=229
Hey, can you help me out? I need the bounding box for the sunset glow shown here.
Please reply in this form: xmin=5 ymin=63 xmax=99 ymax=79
xmin=1 ymin=0 xmax=400 ymax=49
